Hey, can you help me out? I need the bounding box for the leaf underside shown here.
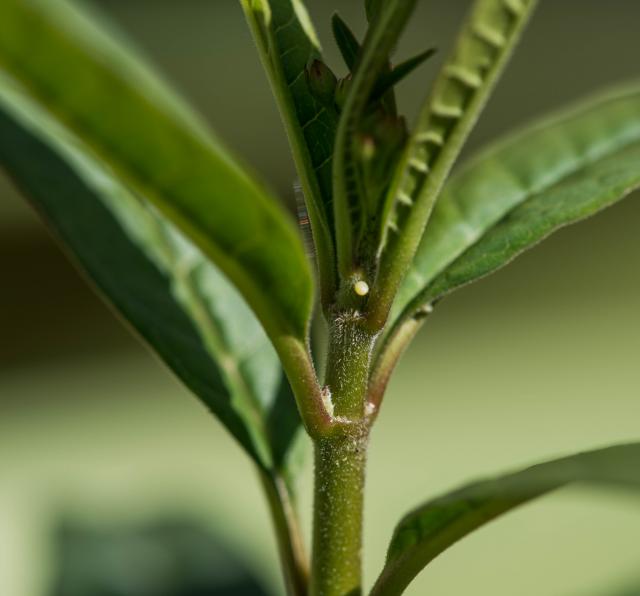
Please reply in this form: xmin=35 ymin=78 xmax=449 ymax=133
xmin=0 ymin=0 xmax=314 ymax=479
xmin=0 ymin=78 xmax=302 ymax=473
xmin=241 ymin=0 xmax=338 ymax=300
xmin=388 ymin=83 xmax=640 ymax=331
xmin=264 ymin=0 xmax=336 ymax=221
xmin=372 ymin=442 xmax=640 ymax=596
xmin=0 ymin=0 xmax=313 ymax=343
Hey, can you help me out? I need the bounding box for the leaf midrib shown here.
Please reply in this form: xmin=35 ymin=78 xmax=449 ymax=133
xmin=167 ymin=252 xmax=274 ymax=468
xmin=0 ymin=2 xmax=311 ymax=341
xmin=0 ymin=74 xmax=275 ymax=467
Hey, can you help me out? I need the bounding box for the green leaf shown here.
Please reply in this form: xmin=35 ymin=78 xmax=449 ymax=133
xmin=371 ymin=48 xmax=437 ymax=102
xmin=240 ymin=0 xmax=338 ymax=304
xmin=0 ymin=0 xmax=313 ymax=345
xmin=593 ymin=578 xmax=640 ymax=596
xmin=371 ymin=442 xmax=640 ymax=596
xmin=0 ymin=75 xmax=302 ymax=473
xmin=332 ymin=13 xmax=361 ymax=73
xmin=332 ymin=15 xmax=430 ymax=115
xmin=372 ymin=0 xmax=538 ymax=328
xmin=388 ymin=84 xmax=640 ymax=331
xmin=0 ymin=82 xmax=310 ymax=584
xmin=365 ymin=0 xmax=384 ymax=23
xmin=333 ymin=0 xmax=418 ymax=281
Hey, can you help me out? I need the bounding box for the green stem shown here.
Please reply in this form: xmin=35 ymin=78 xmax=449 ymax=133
xmin=260 ymin=470 xmax=309 ymax=596
xmin=310 ymin=313 xmax=377 ymax=596
xmin=368 ymin=307 xmax=431 ymax=417
xmin=276 ymin=335 xmax=333 ymax=439
xmin=311 ymin=430 xmax=369 ymax=596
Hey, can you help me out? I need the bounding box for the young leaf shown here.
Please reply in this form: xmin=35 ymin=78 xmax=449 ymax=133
xmin=371 ymin=48 xmax=437 ymax=102
xmin=0 ymin=0 xmax=313 ymax=347
xmin=0 ymin=78 xmax=302 ymax=473
xmin=372 ymin=0 xmax=538 ymax=328
xmin=364 ymin=0 xmax=383 ymax=22
xmin=240 ymin=0 xmax=338 ymax=305
xmin=371 ymin=442 xmax=640 ymax=596
xmin=333 ymin=0 xmax=418 ymax=283
xmin=332 ymin=13 xmax=361 ymax=72
xmin=364 ymin=0 xmax=384 ymax=23
xmin=385 ymin=84 xmax=640 ymax=342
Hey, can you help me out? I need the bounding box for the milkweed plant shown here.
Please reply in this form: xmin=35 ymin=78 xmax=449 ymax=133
xmin=1 ymin=1 xmax=640 ymax=595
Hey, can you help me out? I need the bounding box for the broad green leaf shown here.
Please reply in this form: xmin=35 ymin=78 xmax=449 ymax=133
xmin=373 ymin=0 xmax=538 ymax=326
xmin=371 ymin=442 xmax=640 ymax=596
xmin=387 ymin=84 xmax=640 ymax=333
xmin=0 ymin=0 xmax=313 ymax=345
xmin=0 ymin=76 xmax=303 ymax=473
xmin=240 ymin=0 xmax=338 ymax=303
xmin=333 ymin=0 xmax=418 ymax=280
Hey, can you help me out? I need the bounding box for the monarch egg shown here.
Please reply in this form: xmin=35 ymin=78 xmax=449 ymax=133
xmin=353 ymin=280 xmax=369 ymax=297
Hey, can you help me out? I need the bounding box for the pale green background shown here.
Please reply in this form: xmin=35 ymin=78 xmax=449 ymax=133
xmin=1 ymin=1 xmax=639 ymax=595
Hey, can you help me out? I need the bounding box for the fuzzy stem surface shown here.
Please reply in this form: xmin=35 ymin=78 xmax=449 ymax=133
xmin=310 ymin=313 xmax=377 ymax=596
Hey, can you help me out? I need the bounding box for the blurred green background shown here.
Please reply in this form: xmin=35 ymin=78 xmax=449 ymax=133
xmin=1 ymin=1 xmax=640 ymax=595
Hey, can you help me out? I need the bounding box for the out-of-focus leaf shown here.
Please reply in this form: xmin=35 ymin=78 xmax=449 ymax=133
xmin=373 ymin=0 xmax=538 ymax=327
xmin=0 ymin=0 xmax=313 ymax=344
xmin=589 ymin=579 xmax=640 ymax=596
xmin=388 ymin=84 xmax=640 ymax=329
xmin=52 ymin=518 xmax=270 ymax=596
xmin=371 ymin=443 xmax=640 ymax=596
xmin=0 ymin=76 xmax=301 ymax=473
xmin=240 ymin=0 xmax=338 ymax=302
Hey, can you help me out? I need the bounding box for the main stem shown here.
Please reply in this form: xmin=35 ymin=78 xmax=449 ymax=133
xmin=310 ymin=313 xmax=377 ymax=596
xmin=312 ymin=428 xmax=369 ymax=596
